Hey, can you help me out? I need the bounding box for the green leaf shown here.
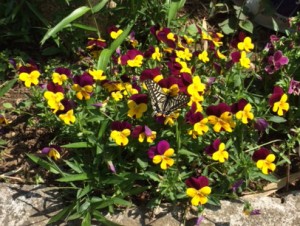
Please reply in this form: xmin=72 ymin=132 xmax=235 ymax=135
xmin=239 ymin=20 xmax=253 ymax=33
xmin=167 ymin=0 xmax=186 ymax=27
xmin=3 ymin=103 xmax=13 ymax=109
xmin=91 ymin=0 xmax=109 ymax=13
xmin=82 ymin=212 xmax=91 ymax=226
xmin=77 ymin=185 xmax=92 ymax=199
xmin=137 ymin=158 xmax=148 ymax=169
xmin=268 ymin=116 xmax=287 ymax=123
xmin=64 ymin=160 xmax=83 ymax=173
xmin=272 ymin=17 xmax=279 ymax=32
xmin=98 ymin=120 xmax=109 ymax=138
xmin=144 ymin=172 xmax=161 ymax=182
xmin=41 ymin=6 xmax=91 ymax=45
xmin=0 ymin=78 xmax=17 ymax=97
xmin=48 ymin=203 xmax=76 ymax=224
xmin=61 ymin=142 xmax=90 ymax=148
xmin=26 ymin=154 xmax=60 ymax=174
xmin=72 ymin=23 xmax=98 ymax=32
xmin=56 ymin=173 xmax=89 ymax=182
xmin=186 ymin=23 xmax=199 ymax=36
xmin=93 ymin=210 xmax=123 ymax=226
xmin=218 ymin=18 xmax=235 ymax=34
xmin=178 ymin=148 xmax=198 ymax=157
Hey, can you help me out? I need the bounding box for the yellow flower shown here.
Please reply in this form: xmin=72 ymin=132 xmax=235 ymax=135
xmin=236 ymin=103 xmax=254 ymax=124
xmin=152 ymin=47 xmax=162 ymax=61
xmin=72 ymin=84 xmax=93 ymax=100
xmin=48 ymin=148 xmax=61 ymax=161
xmin=175 ymin=48 xmax=192 ymax=61
xmin=111 ymin=29 xmax=123 ymax=39
xmin=239 ymin=51 xmax=251 ymax=69
xmin=272 ymin=94 xmax=289 ymax=116
xmin=127 ymin=100 xmax=147 ymax=119
xmin=198 ymin=50 xmax=210 ymax=63
xmin=52 ymin=72 xmax=68 ymax=85
xmin=44 ymin=91 xmax=65 ymax=113
xmin=212 ymin=142 xmax=228 ymax=163
xmin=19 ymin=70 xmax=40 ymax=87
xmin=110 ymin=129 xmax=131 ymax=146
xmin=193 ymin=118 xmax=209 ymax=136
xmin=257 ymin=154 xmax=276 ymax=174
xmin=127 ymin=55 xmax=143 ymax=67
xmin=59 ymin=109 xmax=76 ymax=125
xmin=153 ymin=148 xmax=174 ymax=170
xmin=208 ymin=112 xmax=235 ymax=132
xmin=88 ymin=69 xmax=106 ymax=81
xmin=111 ymin=91 xmax=123 ymax=101
xmin=238 ymin=37 xmax=254 ymax=52
xmin=186 ymin=186 xmax=211 ymax=206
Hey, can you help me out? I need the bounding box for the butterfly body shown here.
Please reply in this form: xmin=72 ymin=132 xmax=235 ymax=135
xmin=145 ymin=79 xmax=189 ymax=116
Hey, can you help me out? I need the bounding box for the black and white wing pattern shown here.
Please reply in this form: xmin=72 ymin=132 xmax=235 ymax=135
xmin=144 ymin=79 xmax=189 ymax=116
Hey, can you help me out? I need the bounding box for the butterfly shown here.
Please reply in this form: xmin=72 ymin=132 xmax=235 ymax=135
xmin=144 ymin=79 xmax=189 ymax=116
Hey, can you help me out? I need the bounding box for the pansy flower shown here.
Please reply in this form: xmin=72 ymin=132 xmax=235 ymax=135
xmin=231 ymin=51 xmax=251 ymax=69
xmin=269 ymin=86 xmax=289 ymax=116
xmin=56 ymin=99 xmax=76 ymax=125
xmin=41 ymin=145 xmax=62 ymax=161
xmin=119 ymin=49 xmax=144 ymax=67
xmin=86 ymin=37 xmax=106 ymax=50
xmin=72 ymin=72 xmax=94 ymax=100
xmin=205 ymin=138 xmax=228 ymax=163
xmin=231 ymin=99 xmax=254 ymax=124
xmin=140 ymin=68 xmax=163 ymax=83
xmin=150 ymin=26 xmax=177 ymax=49
xmin=88 ymin=69 xmax=106 ymax=81
xmin=265 ymin=50 xmax=289 ymax=74
xmin=158 ymin=77 xmax=182 ymax=97
xmin=198 ymin=50 xmax=210 ymax=63
xmin=254 ymin=118 xmax=269 ymax=132
xmin=252 ymin=148 xmax=276 ymax=174
xmin=18 ymin=63 xmax=41 ymax=88
xmin=186 ymin=103 xmax=209 ymax=138
xmin=237 ymin=37 xmax=254 ymax=52
xmin=185 ymin=176 xmax=211 ymax=206
xmin=108 ymin=25 xmax=123 ymax=39
xmin=52 ymin=67 xmax=71 ymax=85
xmin=206 ymin=103 xmax=235 ymax=132
xmin=187 ymin=75 xmax=206 ymax=111
xmin=131 ymin=125 xmax=156 ymax=143
xmin=110 ymin=121 xmax=132 ymax=146
xmin=147 ymin=140 xmax=174 ymax=170
xmin=288 ymin=79 xmax=300 ymax=95
xmin=175 ymin=47 xmax=192 ymax=61
xmin=144 ymin=46 xmax=163 ymax=61
xmin=127 ymin=94 xmax=148 ymax=119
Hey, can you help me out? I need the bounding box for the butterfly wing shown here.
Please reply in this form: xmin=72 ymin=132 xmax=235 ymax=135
xmin=144 ymin=79 xmax=167 ymax=115
xmin=145 ymin=79 xmax=189 ymax=116
xmin=164 ymin=93 xmax=189 ymax=115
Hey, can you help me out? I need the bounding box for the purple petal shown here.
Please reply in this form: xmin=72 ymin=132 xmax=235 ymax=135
xmin=144 ymin=126 xmax=152 ymax=136
xmin=157 ymin=140 xmax=170 ymax=154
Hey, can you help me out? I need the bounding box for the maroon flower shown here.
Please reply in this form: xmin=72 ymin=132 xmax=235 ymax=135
xmin=87 ymin=37 xmax=106 ymax=50
xmin=185 ymin=176 xmax=209 ymax=190
xmin=268 ymin=86 xmax=284 ymax=107
xmin=140 ymin=68 xmax=162 ymax=82
xmin=55 ymin=67 xmax=72 ymax=78
xmin=185 ymin=103 xmax=204 ymax=125
xmin=111 ymin=121 xmax=132 ymax=131
xmin=73 ymin=72 xmax=94 ymax=86
xmin=254 ymin=118 xmax=268 ymax=132
xmin=206 ymin=103 xmax=231 ymax=117
xmin=129 ymin=94 xmax=148 ymax=104
xmin=231 ymin=99 xmax=248 ymax=113
xmin=204 ymin=139 xmax=221 ymax=156
xmin=119 ymin=49 xmax=143 ymax=66
xmin=252 ymin=147 xmax=271 ymax=162
xmin=47 ymin=82 xmax=64 ymax=93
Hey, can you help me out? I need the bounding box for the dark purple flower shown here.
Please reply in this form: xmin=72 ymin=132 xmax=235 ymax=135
xmin=231 ymin=99 xmax=248 ymax=113
xmin=140 ymin=68 xmax=162 ymax=82
xmin=56 ymin=99 xmax=76 ymax=116
xmin=111 ymin=121 xmax=132 ymax=131
xmin=254 ymin=118 xmax=268 ymax=132
xmin=265 ymin=50 xmax=289 ymax=74
xmin=252 ymin=147 xmax=271 ymax=162
xmin=185 ymin=103 xmax=204 ymax=125
xmin=55 ymin=67 xmax=72 ymax=78
xmin=73 ymin=72 xmax=94 ymax=86
xmin=129 ymin=94 xmax=148 ymax=104
xmin=204 ymin=139 xmax=221 ymax=156
xmin=232 ymin=180 xmax=244 ymax=192
xmin=47 ymin=82 xmax=64 ymax=93
xmin=269 ymin=86 xmax=284 ymax=107
xmin=206 ymin=103 xmax=231 ymax=117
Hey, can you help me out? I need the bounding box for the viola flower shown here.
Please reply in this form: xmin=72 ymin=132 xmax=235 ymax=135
xmin=72 ymin=72 xmax=94 ymax=100
xmin=231 ymin=99 xmax=254 ymax=124
xmin=237 ymin=37 xmax=254 ymax=52
xmin=288 ymin=79 xmax=300 ymax=95
xmin=158 ymin=77 xmax=182 ymax=97
xmin=41 ymin=145 xmax=62 ymax=161
xmin=108 ymin=26 xmax=123 ymax=39
xmin=198 ymin=50 xmax=210 ymax=63
xmin=110 ymin=121 xmax=132 ymax=146
xmin=265 ymin=50 xmax=289 ymax=74
xmin=140 ymin=67 xmax=163 ymax=83
xmin=205 ymin=139 xmax=228 ymax=163
xmin=19 ymin=67 xmax=41 ymax=88
xmin=185 ymin=103 xmax=204 ymax=125
xmin=156 ymin=112 xmax=180 ymax=126
xmin=88 ymin=69 xmax=106 ymax=81
xmin=151 ymin=46 xmax=162 ymax=61
xmin=52 ymin=67 xmax=71 ymax=85
xmin=187 ymin=75 xmax=206 ymax=102
xmin=252 ymin=148 xmax=276 ymax=174
xmin=192 ymin=118 xmax=209 ymax=138
xmin=175 ymin=47 xmax=192 ymax=61
xmin=185 ymin=176 xmax=211 ymax=206
xmin=147 ymin=140 xmax=174 ymax=170
xmin=150 ymin=26 xmax=177 ymax=49
xmin=131 ymin=125 xmax=156 ymax=143
xmin=269 ymin=86 xmax=289 ymax=116
xmin=216 ymin=49 xmax=227 ymax=60
xmin=119 ymin=49 xmax=144 ymax=67
xmin=175 ymin=58 xmax=192 ymax=74
xmin=57 ymin=99 xmax=76 ymax=125
xmin=231 ymin=51 xmax=251 ymax=69
xmin=86 ymin=37 xmax=106 ymax=50
xmin=127 ymin=94 xmax=148 ymax=119
xmin=206 ymin=103 xmax=235 ymax=132
xmin=254 ymin=118 xmax=268 ymax=132
xmin=44 ymin=91 xmax=65 ymax=113
xmin=182 ymin=35 xmax=194 ymax=45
